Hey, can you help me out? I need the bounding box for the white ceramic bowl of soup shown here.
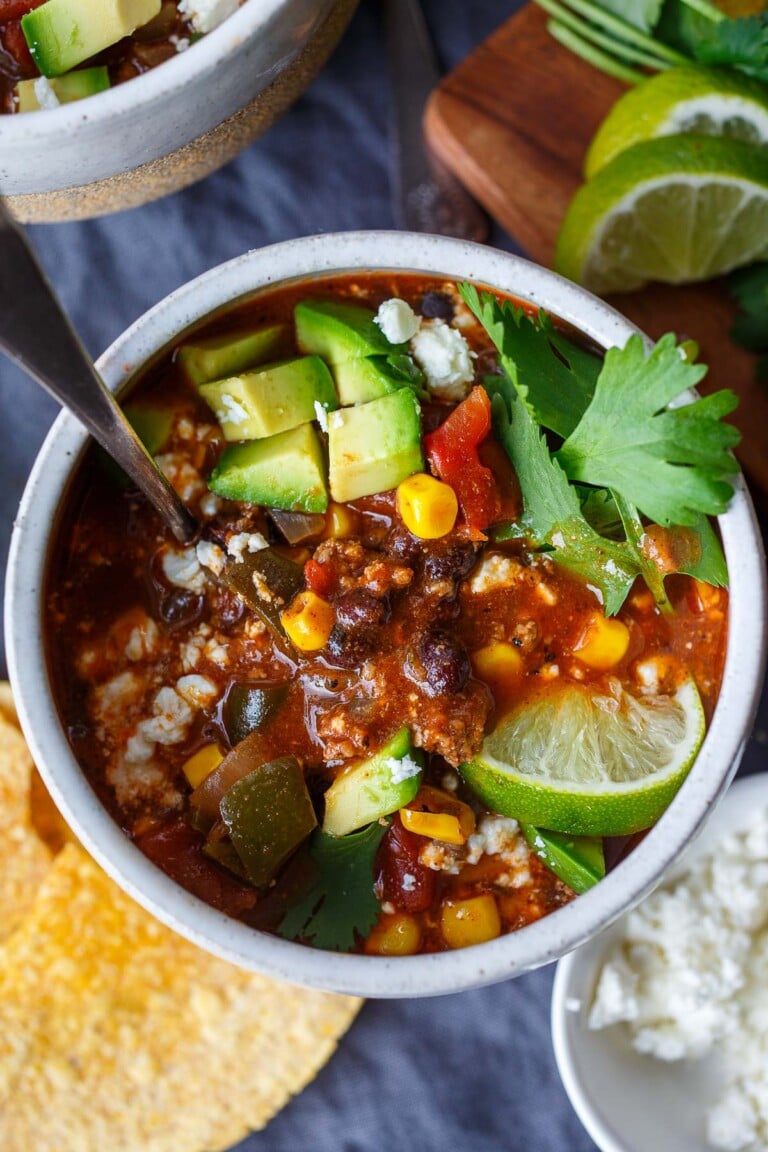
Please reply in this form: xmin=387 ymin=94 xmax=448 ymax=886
xmin=0 ymin=0 xmax=357 ymax=222
xmin=5 ymin=231 xmax=766 ymax=998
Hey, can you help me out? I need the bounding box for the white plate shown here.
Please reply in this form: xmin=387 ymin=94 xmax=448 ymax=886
xmin=551 ymin=772 xmax=768 ymax=1152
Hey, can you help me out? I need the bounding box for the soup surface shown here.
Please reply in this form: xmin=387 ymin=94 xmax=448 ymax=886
xmin=46 ymin=273 xmax=729 ymax=955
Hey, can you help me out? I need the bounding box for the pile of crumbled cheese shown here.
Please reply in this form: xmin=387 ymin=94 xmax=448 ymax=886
xmin=589 ymin=808 xmax=768 ymax=1152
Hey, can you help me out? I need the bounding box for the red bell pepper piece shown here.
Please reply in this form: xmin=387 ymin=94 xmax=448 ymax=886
xmin=304 ymin=557 xmax=334 ymax=599
xmin=424 ymin=386 xmax=501 ymax=537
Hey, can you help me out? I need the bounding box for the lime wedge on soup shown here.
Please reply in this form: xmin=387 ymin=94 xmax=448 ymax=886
xmin=460 ymin=678 xmax=705 ymax=837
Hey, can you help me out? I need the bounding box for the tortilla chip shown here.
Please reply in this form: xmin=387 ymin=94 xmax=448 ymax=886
xmin=0 ymin=843 xmax=361 ymax=1151
xmin=0 ymin=682 xmax=18 ymax=728
xmin=0 ymin=714 xmax=53 ymax=942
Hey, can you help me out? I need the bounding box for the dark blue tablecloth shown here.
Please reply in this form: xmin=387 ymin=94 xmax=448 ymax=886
xmin=1 ymin=4 xmax=766 ymax=1149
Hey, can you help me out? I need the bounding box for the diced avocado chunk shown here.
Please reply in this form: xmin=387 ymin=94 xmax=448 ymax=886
xmin=328 ymin=388 xmax=423 ymax=503
xmin=220 ymin=756 xmax=318 ymax=886
xmin=199 ymin=355 xmax=337 ymax=442
xmin=22 ymin=0 xmax=160 ymax=77
xmin=176 ymin=324 xmax=286 ymax=389
xmin=15 ymin=66 xmax=109 ymax=111
xmin=295 ymin=298 xmax=424 ymax=405
xmin=209 ymin=423 xmax=328 ymax=513
xmin=520 ymin=825 xmax=606 ymax=895
xmin=322 ymin=728 xmax=423 ymax=838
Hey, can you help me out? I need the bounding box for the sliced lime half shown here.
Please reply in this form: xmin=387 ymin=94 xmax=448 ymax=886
xmin=460 ymin=678 xmax=705 ymax=837
xmin=586 ymin=65 xmax=768 ymax=177
xmin=556 ymin=135 xmax=768 ymax=294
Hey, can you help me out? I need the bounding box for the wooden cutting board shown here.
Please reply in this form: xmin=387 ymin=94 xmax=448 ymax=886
xmin=425 ymin=5 xmax=768 ymax=494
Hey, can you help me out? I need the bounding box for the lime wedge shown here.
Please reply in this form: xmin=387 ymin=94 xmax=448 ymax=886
xmin=460 ymin=678 xmax=705 ymax=837
xmin=556 ymin=135 xmax=768 ymax=294
xmin=586 ymin=65 xmax=768 ymax=178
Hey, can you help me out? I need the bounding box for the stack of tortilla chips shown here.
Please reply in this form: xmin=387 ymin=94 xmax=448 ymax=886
xmin=0 ymin=685 xmax=360 ymax=1151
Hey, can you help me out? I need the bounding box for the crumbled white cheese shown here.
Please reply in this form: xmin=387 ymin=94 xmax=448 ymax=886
xmin=196 ymin=539 xmax=226 ymax=577
xmin=169 ymin=33 xmax=190 ymax=51
xmin=589 ymin=809 xmax=768 ymax=1150
xmin=155 ymin=453 xmax=206 ymax=502
xmin=385 ymin=753 xmax=422 ymax=785
xmin=375 ymin=298 xmax=421 ymax=344
xmin=94 ymin=671 xmax=143 ymax=720
xmin=217 ymin=393 xmax=250 ymax=426
xmin=410 ymin=318 xmax=474 ymax=402
xmin=402 ymin=873 xmax=417 ymax=893
xmin=138 ymin=686 xmax=194 ymax=746
xmin=124 ymin=617 xmax=160 ymax=662
xmin=124 ymin=729 xmax=156 ymax=765
xmin=328 ymin=410 xmax=344 ymax=430
xmin=161 ymin=546 xmax=207 ymax=593
xmin=420 ymin=840 xmax=462 ymax=875
xmin=175 ymin=674 xmax=219 ymax=708
xmin=34 ymin=77 xmax=60 ymax=110
xmin=468 ymin=553 xmax=522 ymax=595
xmin=227 ymin=531 xmax=268 ymax=562
xmin=177 ymin=0 xmax=238 ymax=34
xmin=199 ymin=491 xmax=222 ymax=519
xmin=465 ymin=815 xmax=532 ymax=887
xmin=314 ymin=401 xmax=329 ymax=432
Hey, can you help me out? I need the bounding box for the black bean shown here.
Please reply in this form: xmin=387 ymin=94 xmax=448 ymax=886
xmin=335 ymin=589 xmax=389 ymax=630
xmin=159 ymin=590 xmax=205 ymax=630
xmin=424 ymin=542 xmax=478 ymax=584
xmin=417 ymin=629 xmax=470 ymax=695
xmin=420 ymin=291 xmax=454 ymax=321
xmin=385 ymin=525 xmax=423 ymax=565
xmin=325 ymin=625 xmax=378 ymax=668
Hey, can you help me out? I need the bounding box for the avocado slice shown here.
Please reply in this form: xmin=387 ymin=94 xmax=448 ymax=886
xmin=209 ymin=422 xmax=329 ymax=513
xmin=521 ymin=825 xmax=605 ymax=894
xmin=323 ymin=728 xmax=423 ymax=838
xmin=295 ymin=299 xmax=424 ymax=405
xmin=15 ymin=65 xmax=109 ymax=111
xmin=177 ymin=324 xmax=287 ymax=389
xmin=328 ymin=388 xmax=424 ymax=503
xmin=22 ymin=0 xmax=160 ymax=77
xmin=199 ymin=355 xmax=337 ymax=442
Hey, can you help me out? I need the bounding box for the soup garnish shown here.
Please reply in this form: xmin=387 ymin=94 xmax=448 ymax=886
xmin=46 ymin=273 xmax=737 ymax=954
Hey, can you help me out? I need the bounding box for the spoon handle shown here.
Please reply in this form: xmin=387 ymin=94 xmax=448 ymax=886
xmin=0 ymin=202 xmax=197 ymax=544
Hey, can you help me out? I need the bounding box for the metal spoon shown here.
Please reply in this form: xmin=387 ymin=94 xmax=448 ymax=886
xmin=385 ymin=0 xmax=488 ymax=241
xmin=0 ymin=201 xmax=197 ymax=544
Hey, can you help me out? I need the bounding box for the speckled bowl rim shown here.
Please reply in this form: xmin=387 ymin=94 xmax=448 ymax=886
xmin=6 ymin=232 xmax=767 ymax=998
xmin=0 ymin=0 xmax=290 ymax=139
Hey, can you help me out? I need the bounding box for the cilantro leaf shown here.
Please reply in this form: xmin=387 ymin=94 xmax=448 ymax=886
xmin=556 ymin=333 xmax=740 ymax=527
xmin=277 ymin=821 xmax=387 ymax=952
xmin=491 ymin=390 xmax=640 ymax=615
xmin=461 ymin=283 xmax=599 ymax=438
xmin=693 ymin=13 xmax=768 ymax=82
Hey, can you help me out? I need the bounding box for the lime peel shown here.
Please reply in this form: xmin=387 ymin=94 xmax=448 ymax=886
xmin=460 ymin=678 xmax=705 ymax=837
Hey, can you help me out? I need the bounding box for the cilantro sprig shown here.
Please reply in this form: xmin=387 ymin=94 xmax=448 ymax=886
xmin=277 ymin=821 xmax=387 ymax=952
xmin=461 ymin=283 xmax=739 ymax=614
xmin=531 ymin=0 xmax=768 ymax=86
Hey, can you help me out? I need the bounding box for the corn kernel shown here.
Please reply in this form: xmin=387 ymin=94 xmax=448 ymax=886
xmin=574 ymin=614 xmax=630 ymax=670
xmin=325 ymin=502 xmax=359 ymax=540
xmin=441 ymin=894 xmax=501 ymax=949
xmin=473 ymin=641 xmax=524 ymax=684
xmin=396 ymin=473 xmax=458 ymax=539
xmin=364 ymin=912 xmax=422 ymax=956
xmin=401 ymin=809 xmax=465 ymax=844
xmin=182 ymin=743 xmax=224 ymax=788
xmin=281 ymin=590 xmax=335 ymax=651
xmin=401 ymin=786 xmax=475 ymax=845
